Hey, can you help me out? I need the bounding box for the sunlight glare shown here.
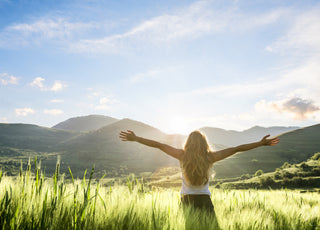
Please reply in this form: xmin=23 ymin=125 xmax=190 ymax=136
xmin=162 ymin=116 xmax=190 ymax=135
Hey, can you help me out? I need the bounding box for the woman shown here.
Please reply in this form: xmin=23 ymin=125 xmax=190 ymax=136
xmin=119 ymin=130 xmax=279 ymax=215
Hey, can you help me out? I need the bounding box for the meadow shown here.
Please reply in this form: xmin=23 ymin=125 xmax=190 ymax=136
xmin=0 ymin=161 xmax=319 ymax=230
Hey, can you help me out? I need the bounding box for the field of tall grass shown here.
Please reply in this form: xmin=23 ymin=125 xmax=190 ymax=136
xmin=0 ymin=159 xmax=319 ymax=230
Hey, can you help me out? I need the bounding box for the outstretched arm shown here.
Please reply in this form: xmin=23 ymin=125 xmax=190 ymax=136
xmin=119 ymin=130 xmax=184 ymax=160
xmin=208 ymin=135 xmax=279 ymax=163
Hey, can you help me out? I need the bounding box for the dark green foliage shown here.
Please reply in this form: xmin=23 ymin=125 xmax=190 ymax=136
xmin=240 ymin=174 xmax=251 ymax=180
xmin=300 ymin=162 xmax=312 ymax=171
xmin=282 ymin=171 xmax=294 ymax=179
xmin=292 ymin=177 xmax=304 ymax=186
xmin=281 ymin=162 xmax=291 ymax=169
xmin=311 ymin=167 xmax=320 ymax=175
xmin=255 ymin=169 xmax=263 ymax=177
xmin=311 ymin=152 xmax=320 ymax=161
xmin=259 ymin=176 xmax=275 ymax=187
xmin=220 ymin=152 xmax=320 ymax=189
xmin=273 ymin=172 xmax=282 ymax=180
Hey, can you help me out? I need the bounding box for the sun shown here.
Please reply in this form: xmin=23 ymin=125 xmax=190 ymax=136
xmin=162 ymin=116 xmax=191 ymax=135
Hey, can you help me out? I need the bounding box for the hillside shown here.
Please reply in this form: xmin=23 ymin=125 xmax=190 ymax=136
xmin=218 ymin=152 xmax=320 ymax=189
xmin=213 ymin=124 xmax=320 ymax=178
xmin=56 ymin=119 xmax=183 ymax=176
xmin=201 ymin=125 xmax=299 ymax=147
xmin=0 ymin=123 xmax=79 ymax=152
xmin=0 ymin=117 xmax=319 ymax=179
xmin=52 ymin=115 xmax=118 ymax=132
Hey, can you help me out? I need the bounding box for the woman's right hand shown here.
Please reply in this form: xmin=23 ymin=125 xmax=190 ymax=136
xmin=119 ymin=130 xmax=138 ymax=141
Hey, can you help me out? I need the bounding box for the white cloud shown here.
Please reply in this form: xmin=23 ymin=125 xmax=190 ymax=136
xmin=261 ymin=6 xmax=320 ymax=121
xmin=29 ymin=77 xmax=67 ymax=91
xmin=177 ymin=53 xmax=320 ymax=108
xmin=51 ymin=99 xmax=64 ymax=103
xmin=15 ymin=108 xmax=35 ymax=116
xmin=70 ymin=1 xmax=285 ymax=53
xmin=0 ymin=17 xmax=97 ymax=48
xmin=256 ymin=97 xmax=320 ymax=120
xmin=237 ymin=9 xmax=286 ymax=31
xmin=266 ymin=6 xmax=320 ymax=53
xmin=43 ymin=109 xmax=64 ymax=115
xmin=87 ymin=91 xmax=101 ymax=99
xmin=172 ymin=51 xmax=320 ymax=128
xmin=94 ymin=96 xmax=118 ymax=111
xmin=0 ymin=1 xmax=289 ymax=53
xmin=30 ymin=77 xmax=45 ymax=89
xmin=0 ymin=73 xmax=19 ymax=85
xmin=50 ymin=81 xmax=66 ymax=91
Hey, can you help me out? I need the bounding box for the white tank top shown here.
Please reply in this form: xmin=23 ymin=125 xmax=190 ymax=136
xmin=180 ymin=173 xmax=211 ymax=196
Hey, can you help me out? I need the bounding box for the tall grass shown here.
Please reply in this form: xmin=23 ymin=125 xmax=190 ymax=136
xmin=0 ymin=159 xmax=319 ymax=230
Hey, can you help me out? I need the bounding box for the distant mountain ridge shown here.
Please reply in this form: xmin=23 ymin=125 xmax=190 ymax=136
xmin=52 ymin=115 xmax=118 ymax=132
xmin=1 ymin=115 xmax=319 ymax=179
xmin=212 ymin=124 xmax=320 ymax=178
xmin=200 ymin=125 xmax=299 ymax=147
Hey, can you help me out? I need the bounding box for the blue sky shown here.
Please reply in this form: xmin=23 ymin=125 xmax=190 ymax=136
xmin=0 ymin=0 xmax=319 ymax=134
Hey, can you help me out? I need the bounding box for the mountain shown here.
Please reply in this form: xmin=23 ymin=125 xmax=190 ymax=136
xmin=0 ymin=123 xmax=79 ymax=152
xmin=0 ymin=117 xmax=319 ymax=179
xmin=200 ymin=125 xmax=299 ymax=147
xmin=58 ymin=118 xmax=183 ymax=176
xmin=212 ymin=124 xmax=320 ymax=178
xmin=52 ymin=115 xmax=118 ymax=132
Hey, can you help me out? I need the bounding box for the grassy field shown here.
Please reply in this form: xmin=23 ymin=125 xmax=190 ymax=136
xmin=0 ymin=163 xmax=319 ymax=230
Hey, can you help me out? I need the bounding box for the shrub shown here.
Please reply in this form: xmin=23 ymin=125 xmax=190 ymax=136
xmin=299 ymin=162 xmax=311 ymax=171
xmin=311 ymin=152 xmax=320 ymax=161
xmin=273 ymin=172 xmax=282 ymax=180
xmin=281 ymin=162 xmax=291 ymax=169
xmin=311 ymin=167 xmax=320 ymax=176
xmin=255 ymin=169 xmax=263 ymax=177
xmin=240 ymin=174 xmax=251 ymax=180
xmin=282 ymin=177 xmax=290 ymax=187
xmin=282 ymin=171 xmax=294 ymax=179
xmin=292 ymin=177 xmax=303 ymax=187
xmin=259 ymin=176 xmax=274 ymax=187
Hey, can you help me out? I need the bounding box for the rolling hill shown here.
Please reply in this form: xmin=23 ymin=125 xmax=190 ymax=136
xmin=0 ymin=116 xmax=319 ymax=179
xmin=212 ymin=124 xmax=320 ymax=178
xmin=0 ymin=123 xmax=79 ymax=152
xmin=57 ymin=118 xmax=183 ymax=176
xmin=52 ymin=115 xmax=118 ymax=132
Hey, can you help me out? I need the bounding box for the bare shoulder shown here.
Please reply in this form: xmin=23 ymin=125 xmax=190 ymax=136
xmin=175 ymin=148 xmax=184 ymax=161
xmin=207 ymin=150 xmax=216 ymax=163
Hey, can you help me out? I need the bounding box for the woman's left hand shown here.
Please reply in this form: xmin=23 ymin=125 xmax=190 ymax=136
xmin=260 ymin=135 xmax=280 ymax=146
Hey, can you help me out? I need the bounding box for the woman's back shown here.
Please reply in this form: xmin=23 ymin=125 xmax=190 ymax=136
xmin=180 ymin=171 xmax=211 ymax=195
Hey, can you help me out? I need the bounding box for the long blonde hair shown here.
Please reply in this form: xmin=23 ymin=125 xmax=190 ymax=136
xmin=181 ymin=130 xmax=212 ymax=186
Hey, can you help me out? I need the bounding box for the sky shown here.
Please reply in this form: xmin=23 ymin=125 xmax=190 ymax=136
xmin=0 ymin=0 xmax=320 ymax=134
